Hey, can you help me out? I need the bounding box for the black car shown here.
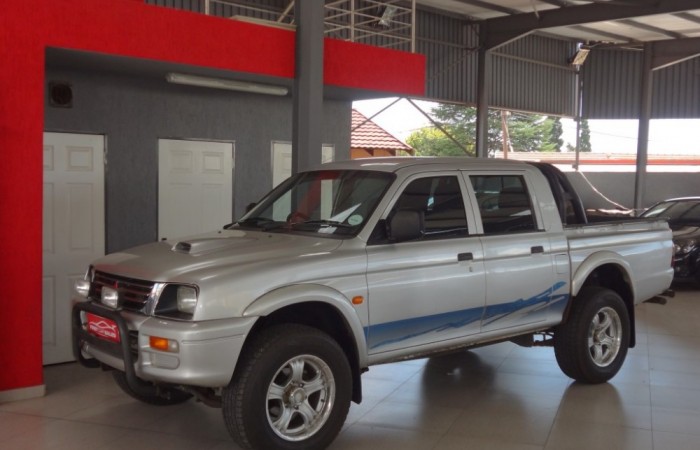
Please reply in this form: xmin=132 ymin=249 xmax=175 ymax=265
xmin=642 ymin=197 xmax=700 ymax=283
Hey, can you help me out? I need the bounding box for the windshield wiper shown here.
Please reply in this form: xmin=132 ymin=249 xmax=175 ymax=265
xmin=235 ymin=217 xmax=285 ymax=231
xmin=291 ymin=220 xmax=354 ymax=229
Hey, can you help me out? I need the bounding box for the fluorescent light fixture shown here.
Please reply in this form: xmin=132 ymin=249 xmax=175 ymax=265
xmin=379 ymin=5 xmax=399 ymax=27
xmin=570 ymin=47 xmax=590 ymax=66
xmin=166 ymin=73 xmax=288 ymax=96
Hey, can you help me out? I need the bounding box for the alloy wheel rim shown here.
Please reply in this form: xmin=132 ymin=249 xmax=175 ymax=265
xmin=587 ymin=306 xmax=622 ymax=367
xmin=266 ymin=354 xmax=335 ymax=442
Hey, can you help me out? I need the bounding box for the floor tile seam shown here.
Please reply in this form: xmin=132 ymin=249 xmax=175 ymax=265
xmin=651 ymin=405 xmax=700 ymax=417
xmin=61 ymin=402 xmax=174 ymax=429
xmin=645 ymin=331 xmax=700 ymax=343
xmin=47 ymin=415 xmax=218 ymax=439
xmin=0 ymin=413 xmax=59 ymax=444
xmin=351 ymin=377 xmax=414 ymax=422
xmin=354 ymin=405 xmax=463 ymax=435
xmin=443 ymin=419 xmax=554 ymax=448
xmin=88 ymin=426 xmax=230 ymax=450
xmin=651 ymin=429 xmax=700 ymax=444
xmin=344 ymin=421 xmax=445 ymax=438
xmin=648 ymin=365 xmax=700 ymax=378
xmin=550 ymin=417 xmax=655 ymax=434
xmin=0 ymin=408 xmax=64 ymax=421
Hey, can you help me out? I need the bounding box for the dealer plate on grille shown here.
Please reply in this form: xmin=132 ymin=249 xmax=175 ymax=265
xmin=86 ymin=313 xmax=121 ymax=343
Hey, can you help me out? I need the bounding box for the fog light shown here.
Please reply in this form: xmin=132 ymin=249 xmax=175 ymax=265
xmin=149 ymin=336 xmax=179 ymax=353
xmin=101 ymin=286 xmax=119 ymax=309
xmin=75 ymin=279 xmax=91 ymax=298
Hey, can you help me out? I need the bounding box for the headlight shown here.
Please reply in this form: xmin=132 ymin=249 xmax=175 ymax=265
xmin=154 ymin=284 xmax=199 ymax=320
xmin=678 ymin=239 xmax=697 ymax=255
xmin=74 ymin=279 xmax=91 ymax=298
xmin=177 ymin=286 xmax=198 ymax=315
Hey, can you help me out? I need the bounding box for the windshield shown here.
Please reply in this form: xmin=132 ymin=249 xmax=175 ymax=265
xmin=233 ymin=169 xmax=395 ymax=237
xmin=642 ymin=200 xmax=700 ymax=224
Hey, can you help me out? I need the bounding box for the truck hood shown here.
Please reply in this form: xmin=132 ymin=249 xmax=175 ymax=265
xmin=92 ymin=229 xmax=344 ymax=282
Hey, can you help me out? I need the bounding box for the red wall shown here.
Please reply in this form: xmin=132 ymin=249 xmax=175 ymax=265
xmin=0 ymin=0 xmax=424 ymax=393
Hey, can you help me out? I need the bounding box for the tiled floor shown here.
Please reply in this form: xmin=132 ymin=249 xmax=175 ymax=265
xmin=2 ymin=286 xmax=699 ymax=450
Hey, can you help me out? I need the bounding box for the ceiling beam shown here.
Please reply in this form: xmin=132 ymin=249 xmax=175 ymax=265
xmin=453 ymin=0 xmax=520 ymax=16
xmin=571 ymin=24 xmax=637 ymax=42
xmin=651 ymin=35 xmax=700 ymax=69
xmin=538 ymin=0 xmax=574 ymax=6
xmin=618 ymin=18 xmax=687 ymax=39
xmin=674 ymin=11 xmax=700 ymax=26
xmin=483 ymin=0 xmax=700 ymax=49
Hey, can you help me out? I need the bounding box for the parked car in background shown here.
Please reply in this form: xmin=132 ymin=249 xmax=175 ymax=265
xmin=642 ymin=197 xmax=700 ymax=284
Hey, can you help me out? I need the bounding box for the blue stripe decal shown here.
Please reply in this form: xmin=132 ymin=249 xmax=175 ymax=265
xmin=365 ymin=282 xmax=569 ymax=350
xmin=482 ymin=281 xmax=568 ymax=326
xmin=366 ymin=307 xmax=483 ymax=350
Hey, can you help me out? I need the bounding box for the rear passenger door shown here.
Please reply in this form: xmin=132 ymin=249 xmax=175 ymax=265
xmin=366 ymin=173 xmax=486 ymax=355
xmin=466 ymin=171 xmax=561 ymax=332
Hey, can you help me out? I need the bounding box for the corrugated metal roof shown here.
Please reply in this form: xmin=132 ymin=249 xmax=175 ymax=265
xmin=351 ymin=109 xmax=414 ymax=154
xmin=418 ymin=1 xmax=700 ymax=45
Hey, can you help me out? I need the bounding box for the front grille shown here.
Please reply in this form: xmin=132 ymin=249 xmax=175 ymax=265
xmin=90 ymin=271 xmax=156 ymax=312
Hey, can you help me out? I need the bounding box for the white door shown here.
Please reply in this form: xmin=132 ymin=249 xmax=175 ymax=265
xmin=158 ymin=139 xmax=234 ymax=240
xmin=271 ymin=141 xmax=335 ymax=188
xmin=43 ymin=132 xmax=105 ymax=365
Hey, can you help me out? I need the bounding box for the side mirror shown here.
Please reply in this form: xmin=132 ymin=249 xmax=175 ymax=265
xmin=387 ymin=209 xmax=424 ymax=242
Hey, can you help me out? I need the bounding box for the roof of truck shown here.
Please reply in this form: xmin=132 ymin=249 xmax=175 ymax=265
xmin=315 ymin=157 xmax=532 ymax=173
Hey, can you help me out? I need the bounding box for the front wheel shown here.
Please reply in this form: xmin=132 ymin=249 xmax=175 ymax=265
xmin=554 ymin=286 xmax=630 ymax=384
xmin=223 ymin=324 xmax=352 ymax=450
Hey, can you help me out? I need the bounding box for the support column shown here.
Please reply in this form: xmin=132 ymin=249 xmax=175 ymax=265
xmin=475 ymin=24 xmax=491 ymax=158
xmin=292 ymin=0 xmax=324 ymax=174
xmin=634 ymin=43 xmax=653 ymax=214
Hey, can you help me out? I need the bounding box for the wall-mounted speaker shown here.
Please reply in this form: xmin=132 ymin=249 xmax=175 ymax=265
xmin=49 ymin=82 xmax=73 ymax=108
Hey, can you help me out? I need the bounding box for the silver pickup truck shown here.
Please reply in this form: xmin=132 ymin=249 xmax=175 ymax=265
xmin=72 ymin=157 xmax=673 ymax=450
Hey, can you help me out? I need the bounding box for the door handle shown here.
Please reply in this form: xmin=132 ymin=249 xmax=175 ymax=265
xmin=457 ymin=252 xmax=474 ymax=261
xmin=531 ymin=246 xmax=544 ymax=254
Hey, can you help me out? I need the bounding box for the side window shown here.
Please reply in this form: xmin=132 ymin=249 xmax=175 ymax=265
xmin=471 ymin=175 xmax=537 ymax=234
xmin=390 ymin=176 xmax=469 ymax=240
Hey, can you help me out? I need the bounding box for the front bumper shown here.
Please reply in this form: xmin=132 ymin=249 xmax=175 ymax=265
xmin=72 ymin=301 xmax=257 ymax=388
xmin=673 ymin=249 xmax=700 ymax=282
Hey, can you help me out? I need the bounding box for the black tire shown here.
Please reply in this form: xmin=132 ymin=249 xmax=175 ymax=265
xmin=112 ymin=371 xmax=192 ymax=406
xmin=223 ymin=324 xmax=352 ymax=450
xmin=554 ymin=286 xmax=630 ymax=384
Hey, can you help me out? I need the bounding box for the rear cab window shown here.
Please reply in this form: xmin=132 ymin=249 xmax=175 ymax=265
xmin=467 ymin=173 xmax=541 ymax=235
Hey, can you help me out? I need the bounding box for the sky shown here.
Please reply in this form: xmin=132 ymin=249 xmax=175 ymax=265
xmin=353 ymin=97 xmax=700 ymax=155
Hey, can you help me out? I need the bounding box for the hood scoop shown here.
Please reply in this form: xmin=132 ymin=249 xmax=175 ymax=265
xmin=173 ymin=236 xmax=254 ymax=256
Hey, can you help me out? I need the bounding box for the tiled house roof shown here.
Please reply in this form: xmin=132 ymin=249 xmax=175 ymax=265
xmin=351 ymin=109 xmax=414 ymax=156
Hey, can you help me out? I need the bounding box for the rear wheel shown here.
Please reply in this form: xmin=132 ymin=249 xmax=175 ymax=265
xmin=223 ymin=324 xmax=352 ymax=450
xmin=554 ymin=286 xmax=630 ymax=384
xmin=112 ymin=371 xmax=192 ymax=406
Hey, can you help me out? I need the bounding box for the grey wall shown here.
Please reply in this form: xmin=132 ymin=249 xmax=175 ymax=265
xmin=565 ymin=171 xmax=700 ymax=211
xmin=583 ymin=49 xmax=700 ymax=119
xmin=45 ymin=68 xmax=351 ymax=253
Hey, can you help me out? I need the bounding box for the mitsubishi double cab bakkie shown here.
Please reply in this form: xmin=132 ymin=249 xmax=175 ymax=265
xmin=72 ymin=157 xmax=674 ymax=450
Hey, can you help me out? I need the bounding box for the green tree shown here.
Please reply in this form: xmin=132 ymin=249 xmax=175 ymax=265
xmin=549 ymin=117 xmax=564 ymax=152
xmin=507 ymin=113 xmax=553 ymax=152
xmin=407 ymin=104 xmax=501 ymax=157
xmin=407 ymin=127 xmax=470 ymax=156
xmin=406 ymin=104 xmax=563 ymax=157
xmin=580 ymin=118 xmax=592 ymax=152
